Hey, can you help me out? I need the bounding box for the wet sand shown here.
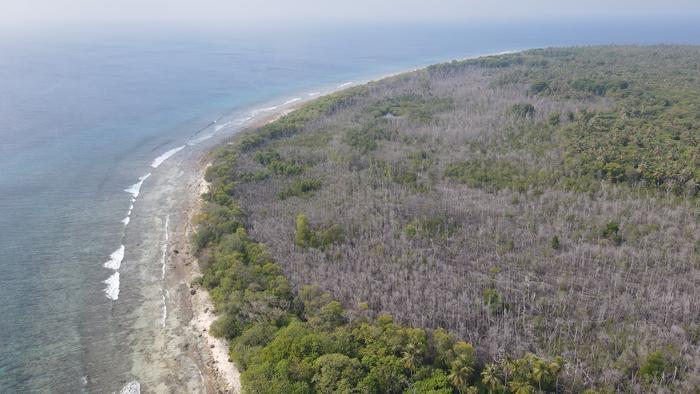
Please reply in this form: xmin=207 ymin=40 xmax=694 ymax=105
xmin=118 ymin=79 xmax=371 ymax=393
xmin=117 ymin=99 xmax=311 ymax=393
xmin=176 ymin=108 xmax=307 ymax=393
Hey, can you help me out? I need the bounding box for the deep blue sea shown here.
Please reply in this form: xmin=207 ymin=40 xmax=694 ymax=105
xmin=1 ymin=20 xmax=699 ymax=393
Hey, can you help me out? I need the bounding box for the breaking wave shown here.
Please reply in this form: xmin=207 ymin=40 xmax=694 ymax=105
xmin=150 ymin=145 xmax=186 ymax=168
xmin=103 ymin=245 xmax=124 ymax=270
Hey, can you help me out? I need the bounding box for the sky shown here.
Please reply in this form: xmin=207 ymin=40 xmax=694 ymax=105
xmin=3 ymin=0 xmax=700 ymax=28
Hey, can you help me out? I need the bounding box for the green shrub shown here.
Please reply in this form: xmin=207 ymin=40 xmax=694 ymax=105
xmin=411 ymin=369 xmax=452 ymax=393
xmin=445 ymin=159 xmax=535 ymax=192
xmin=366 ymin=94 xmax=453 ymax=122
xmin=295 ymin=212 xmax=343 ymax=249
xmin=548 ymin=111 xmax=561 ymax=126
xmin=602 ymin=222 xmax=623 ymax=245
xmin=404 ymin=216 xmax=459 ymax=240
xmin=238 ymin=170 xmax=271 ymax=182
xmin=510 ymin=103 xmax=536 ymax=118
xmin=404 ymin=223 xmax=418 ymax=239
xmin=569 ymin=78 xmax=628 ymax=96
xmin=268 ymin=160 xmax=304 ymax=176
xmin=312 ymin=353 xmax=363 ymax=394
xmin=253 ymin=149 xmax=282 ymax=165
xmin=529 ymin=80 xmax=550 ymax=95
xmin=278 ymin=179 xmax=322 ymax=200
xmin=639 ymin=351 xmax=671 ymax=382
xmin=344 ymin=124 xmax=396 ymax=153
xmin=483 ymin=288 xmax=508 ymax=313
xmin=210 ymin=314 xmax=243 ymax=339
xmin=551 ymin=235 xmax=561 ymax=250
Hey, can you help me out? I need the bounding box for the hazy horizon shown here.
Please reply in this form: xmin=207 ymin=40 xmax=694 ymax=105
xmin=3 ymin=0 xmax=700 ymax=31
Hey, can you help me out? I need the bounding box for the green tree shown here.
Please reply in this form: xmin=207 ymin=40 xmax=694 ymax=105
xmin=295 ymin=212 xmax=312 ymax=247
xmin=550 ymin=235 xmax=560 ymax=250
xmin=311 ymin=353 xmax=364 ymax=394
xmin=429 ymin=328 xmax=456 ymax=369
xmin=297 ymin=285 xmax=334 ymax=320
xmin=209 ymin=313 xmax=242 ymax=339
xmin=311 ymin=301 xmax=347 ymax=330
xmin=410 ymin=369 xmax=452 ymax=394
xmin=358 ymin=355 xmax=409 ymax=394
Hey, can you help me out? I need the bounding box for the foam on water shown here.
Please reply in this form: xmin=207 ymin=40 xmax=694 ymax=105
xmin=338 ymin=81 xmax=353 ymax=88
xmin=283 ymin=97 xmax=302 ymax=105
xmin=161 ymin=291 xmax=168 ymax=328
xmin=308 ymin=92 xmax=321 ymax=97
xmin=214 ymin=120 xmax=232 ymax=132
xmin=122 ymin=203 xmax=135 ymax=226
xmin=103 ymin=245 xmax=125 ymax=270
xmin=187 ymin=134 xmax=213 ymax=146
xmin=119 ymin=381 xmax=141 ymax=394
xmin=234 ymin=115 xmax=254 ymax=125
xmin=103 ymin=272 xmax=120 ymax=301
xmin=160 ymin=215 xmax=169 ymax=280
xmin=188 ymin=118 xmax=235 ymax=145
xmin=250 ymin=105 xmax=280 ymax=116
xmin=124 ymin=173 xmax=151 ymax=198
xmin=150 ymin=145 xmax=186 ymax=168
xmin=160 ymin=215 xmax=169 ymax=327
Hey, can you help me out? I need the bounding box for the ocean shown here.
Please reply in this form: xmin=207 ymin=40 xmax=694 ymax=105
xmin=1 ymin=20 xmax=699 ymax=393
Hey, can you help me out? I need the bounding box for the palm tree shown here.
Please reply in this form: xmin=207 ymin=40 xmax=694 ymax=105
xmin=547 ymin=357 xmax=564 ymax=391
xmin=508 ymin=380 xmax=534 ymax=394
xmin=481 ymin=364 xmax=502 ymax=392
xmin=548 ymin=357 xmax=563 ymax=375
xmin=449 ymin=357 xmax=474 ymax=394
xmin=402 ymin=344 xmax=420 ymax=377
xmin=531 ymin=360 xmax=549 ymax=390
xmin=501 ymin=357 xmax=516 ymax=387
xmin=464 ymin=387 xmax=479 ymax=394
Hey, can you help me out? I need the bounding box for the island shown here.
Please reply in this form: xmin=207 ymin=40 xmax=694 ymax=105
xmin=191 ymin=46 xmax=700 ymax=393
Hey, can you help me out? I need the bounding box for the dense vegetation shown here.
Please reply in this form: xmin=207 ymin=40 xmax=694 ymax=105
xmin=197 ymin=137 xmax=564 ymax=393
xmin=195 ymin=46 xmax=700 ymax=392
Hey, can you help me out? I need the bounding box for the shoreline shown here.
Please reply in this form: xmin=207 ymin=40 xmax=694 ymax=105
xmin=117 ymin=73 xmax=376 ymax=394
xmin=166 ymin=49 xmax=520 ymax=393
xmin=176 ymin=165 xmax=241 ymax=393
xmin=172 ymin=101 xmax=313 ymax=394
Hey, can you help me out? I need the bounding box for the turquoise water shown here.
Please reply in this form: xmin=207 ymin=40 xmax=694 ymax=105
xmin=1 ymin=21 xmax=699 ymax=392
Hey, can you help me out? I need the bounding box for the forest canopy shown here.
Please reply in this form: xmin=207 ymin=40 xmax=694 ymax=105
xmin=195 ymin=46 xmax=700 ymax=392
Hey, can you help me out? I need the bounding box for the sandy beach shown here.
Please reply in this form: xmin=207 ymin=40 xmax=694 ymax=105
xmin=117 ymin=57 xmax=512 ymax=392
xmin=161 ymin=99 xmax=314 ymax=394
xmin=165 ymin=163 xmax=241 ymax=393
xmin=120 ymin=70 xmax=422 ymax=393
xmin=148 ymin=73 xmax=405 ymax=393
